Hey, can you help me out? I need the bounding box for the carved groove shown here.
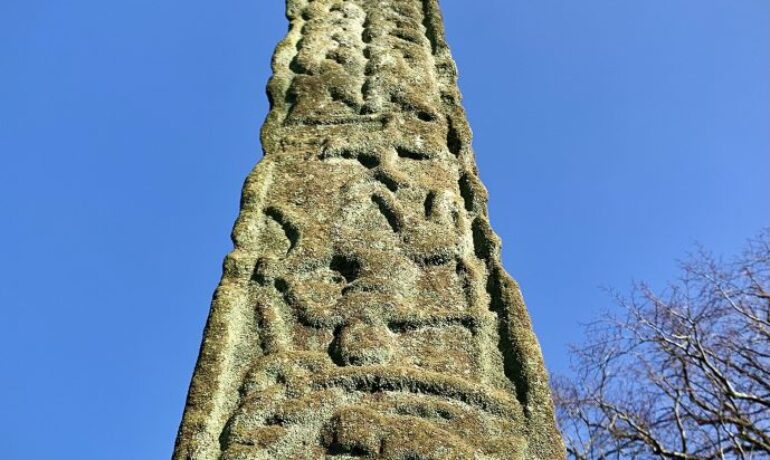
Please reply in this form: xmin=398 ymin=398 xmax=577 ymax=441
xmin=264 ymin=207 xmax=300 ymax=254
xmin=486 ymin=269 xmax=529 ymax=407
xmin=423 ymin=191 xmax=436 ymax=218
xmin=446 ymin=116 xmax=462 ymax=156
xmin=458 ymin=173 xmax=475 ymax=212
xmin=396 ymin=146 xmax=431 ymax=160
xmin=373 ymin=170 xmax=400 ymax=192
xmin=330 ymin=255 xmax=362 ymax=283
xmin=372 ymin=194 xmax=402 ymax=233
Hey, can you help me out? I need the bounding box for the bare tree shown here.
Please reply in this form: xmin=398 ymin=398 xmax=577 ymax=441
xmin=554 ymin=230 xmax=770 ymax=459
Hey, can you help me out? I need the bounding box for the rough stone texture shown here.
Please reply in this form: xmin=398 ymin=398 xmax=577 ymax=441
xmin=173 ymin=1 xmax=565 ymax=458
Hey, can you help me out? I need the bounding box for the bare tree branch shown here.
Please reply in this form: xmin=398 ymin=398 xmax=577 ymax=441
xmin=554 ymin=230 xmax=770 ymax=459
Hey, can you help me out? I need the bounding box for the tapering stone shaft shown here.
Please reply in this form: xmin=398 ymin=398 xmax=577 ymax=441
xmin=174 ymin=1 xmax=564 ymax=458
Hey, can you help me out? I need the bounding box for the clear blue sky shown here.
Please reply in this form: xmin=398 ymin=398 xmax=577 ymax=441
xmin=1 ymin=1 xmax=766 ymax=458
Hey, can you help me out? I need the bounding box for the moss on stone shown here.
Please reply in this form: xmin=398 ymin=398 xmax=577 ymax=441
xmin=174 ymin=1 xmax=565 ymax=458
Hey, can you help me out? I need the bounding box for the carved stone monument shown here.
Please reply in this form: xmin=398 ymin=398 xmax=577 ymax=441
xmin=174 ymin=1 xmax=564 ymax=458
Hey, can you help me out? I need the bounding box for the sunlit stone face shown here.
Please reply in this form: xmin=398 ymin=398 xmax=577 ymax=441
xmin=173 ymin=0 xmax=564 ymax=458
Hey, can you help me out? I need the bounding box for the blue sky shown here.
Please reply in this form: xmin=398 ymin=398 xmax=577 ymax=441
xmin=1 ymin=0 xmax=766 ymax=458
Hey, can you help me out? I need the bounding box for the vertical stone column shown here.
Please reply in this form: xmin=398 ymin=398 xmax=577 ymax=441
xmin=174 ymin=1 xmax=564 ymax=458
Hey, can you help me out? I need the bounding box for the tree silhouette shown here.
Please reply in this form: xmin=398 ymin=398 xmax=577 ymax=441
xmin=555 ymin=231 xmax=770 ymax=459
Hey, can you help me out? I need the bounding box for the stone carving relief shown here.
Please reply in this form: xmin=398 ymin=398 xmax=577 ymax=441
xmin=174 ymin=1 xmax=564 ymax=458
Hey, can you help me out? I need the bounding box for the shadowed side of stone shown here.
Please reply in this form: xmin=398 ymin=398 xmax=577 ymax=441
xmin=173 ymin=1 xmax=565 ymax=458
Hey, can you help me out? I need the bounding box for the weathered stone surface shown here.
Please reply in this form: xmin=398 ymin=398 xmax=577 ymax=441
xmin=174 ymin=1 xmax=565 ymax=458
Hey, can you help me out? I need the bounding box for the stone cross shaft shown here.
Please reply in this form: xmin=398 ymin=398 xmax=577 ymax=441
xmin=174 ymin=0 xmax=564 ymax=458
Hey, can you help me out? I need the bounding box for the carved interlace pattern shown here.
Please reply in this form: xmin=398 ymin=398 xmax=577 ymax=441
xmin=174 ymin=1 xmax=563 ymax=458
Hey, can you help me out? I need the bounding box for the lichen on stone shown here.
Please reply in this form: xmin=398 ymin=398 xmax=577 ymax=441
xmin=174 ymin=1 xmax=565 ymax=458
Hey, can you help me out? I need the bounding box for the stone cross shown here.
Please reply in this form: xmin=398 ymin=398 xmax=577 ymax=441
xmin=174 ymin=1 xmax=564 ymax=458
